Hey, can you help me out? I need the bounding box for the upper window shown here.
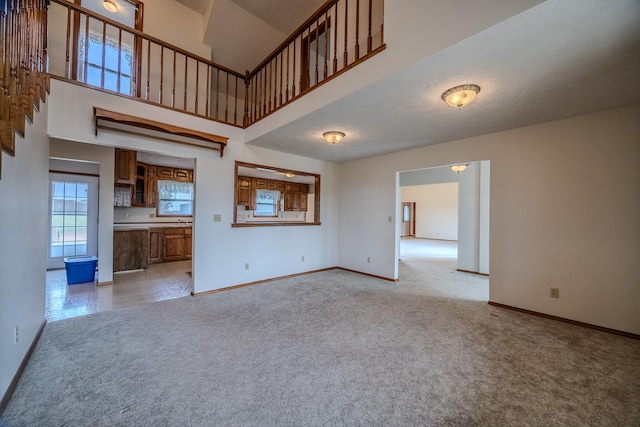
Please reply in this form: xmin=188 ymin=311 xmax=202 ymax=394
xmin=75 ymin=0 xmax=143 ymax=95
xmin=157 ymin=180 xmax=193 ymax=216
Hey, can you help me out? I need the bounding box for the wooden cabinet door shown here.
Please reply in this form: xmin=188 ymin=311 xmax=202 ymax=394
xmin=162 ymin=228 xmax=185 ymax=261
xmin=157 ymin=166 xmax=174 ymax=179
xmin=146 ymin=165 xmax=157 ymax=208
xmin=114 ymin=149 xmax=136 ymax=185
xmin=148 ymin=228 xmax=162 ymax=264
xmin=133 ymin=163 xmax=147 ymax=207
xmin=113 ymin=230 xmax=148 ymax=271
xmin=237 ymin=176 xmax=255 ymax=209
xmin=184 ymin=228 xmax=192 ymax=259
xmin=174 ymin=169 xmax=191 ymax=181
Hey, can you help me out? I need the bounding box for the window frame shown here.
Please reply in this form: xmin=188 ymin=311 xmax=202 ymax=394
xmin=156 ymin=179 xmax=194 ymax=217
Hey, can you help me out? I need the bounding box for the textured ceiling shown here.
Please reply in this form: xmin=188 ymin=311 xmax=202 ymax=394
xmin=244 ymin=0 xmax=640 ymax=163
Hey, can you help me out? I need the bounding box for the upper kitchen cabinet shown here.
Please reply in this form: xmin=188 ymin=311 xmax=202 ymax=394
xmin=114 ymin=148 xmax=136 ymax=185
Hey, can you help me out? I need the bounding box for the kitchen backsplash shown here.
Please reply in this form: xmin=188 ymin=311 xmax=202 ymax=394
xmin=114 ymin=207 xmax=192 ymax=224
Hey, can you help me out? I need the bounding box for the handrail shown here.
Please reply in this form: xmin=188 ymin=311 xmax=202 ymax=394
xmin=243 ymin=0 xmax=385 ymax=126
xmin=50 ymin=0 xmax=244 ymax=79
xmin=45 ymin=0 xmax=384 ymax=130
xmin=48 ymin=0 xmax=245 ymax=127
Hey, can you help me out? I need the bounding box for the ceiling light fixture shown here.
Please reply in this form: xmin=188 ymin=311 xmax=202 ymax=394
xmin=441 ymin=84 xmax=480 ymax=109
xmin=323 ymin=131 xmax=345 ymax=144
xmin=450 ymin=164 xmax=469 ymax=174
xmin=103 ymin=0 xmax=117 ymax=12
xmin=285 ymin=173 xmax=295 ymax=178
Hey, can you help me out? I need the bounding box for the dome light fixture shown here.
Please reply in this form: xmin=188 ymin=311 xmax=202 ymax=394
xmin=450 ymin=164 xmax=469 ymax=174
xmin=284 ymin=173 xmax=295 ymax=178
xmin=323 ymin=131 xmax=345 ymax=144
xmin=441 ymin=84 xmax=480 ymax=109
xmin=103 ymin=0 xmax=118 ymax=12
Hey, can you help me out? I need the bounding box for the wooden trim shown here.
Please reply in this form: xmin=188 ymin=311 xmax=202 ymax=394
xmin=191 ymin=268 xmax=336 ymax=297
xmin=456 ymin=269 xmax=489 ymax=277
xmin=0 ymin=320 xmax=47 ymax=414
xmin=488 ymin=301 xmax=640 ymax=340
xmin=96 ymin=280 xmax=114 ymax=286
xmin=94 ymin=107 xmax=228 ymax=156
xmin=49 ymin=170 xmax=100 ymax=178
xmin=335 ymin=267 xmax=398 ymax=282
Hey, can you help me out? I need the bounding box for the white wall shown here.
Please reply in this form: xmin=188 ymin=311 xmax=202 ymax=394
xmin=338 ymin=104 xmax=640 ymax=335
xmin=0 ymin=102 xmax=49 ymax=402
xmin=401 ymin=183 xmax=458 ymax=240
xmin=47 ymin=79 xmax=338 ymax=293
xmin=49 ymin=139 xmax=115 ymax=284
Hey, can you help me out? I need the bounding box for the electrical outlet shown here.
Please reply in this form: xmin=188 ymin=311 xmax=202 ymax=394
xmin=213 ymin=214 xmax=222 ymax=222
xmin=245 ymin=263 xmax=249 ymax=270
xmin=367 ymin=257 xmax=371 ymax=263
xmin=550 ymin=287 xmax=559 ymax=298
xmin=388 ymin=216 xmax=392 ymax=223
xmin=126 ymin=213 xmax=131 ymax=218
xmin=14 ymin=325 xmax=18 ymax=343
xmin=301 ymin=256 xmax=305 ymax=262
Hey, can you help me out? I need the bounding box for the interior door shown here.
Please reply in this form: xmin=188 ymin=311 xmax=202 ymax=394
xmin=401 ymin=202 xmax=414 ymax=237
xmin=47 ymin=173 xmax=99 ymax=269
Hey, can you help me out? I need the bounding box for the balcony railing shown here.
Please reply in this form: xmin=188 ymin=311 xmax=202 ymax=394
xmin=244 ymin=0 xmax=384 ymax=125
xmin=45 ymin=0 xmax=384 ymax=129
xmin=48 ymin=0 xmax=246 ymax=127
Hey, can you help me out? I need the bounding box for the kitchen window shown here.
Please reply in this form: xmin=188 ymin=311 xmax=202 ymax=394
xmin=254 ymin=189 xmax=280 ymax=217
xmin=157 ymin=180 xmax=193 ymax=216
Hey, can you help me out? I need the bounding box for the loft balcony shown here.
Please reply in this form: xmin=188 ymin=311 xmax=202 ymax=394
xmin=45 ymin=0 xmax=385 ymax=128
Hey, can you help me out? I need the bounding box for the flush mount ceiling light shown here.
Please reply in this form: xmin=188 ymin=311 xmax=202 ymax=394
xmin=284 ymin=173 xmax=295 ymax=178
xmin=450 ymin=164 xmax=469 ymax=174
xmin=103 ymin=0 xmax=117 ymax=12
xmin=323 ymin=131 xmax=345 ymax=144
xmin=441 ymin=84 xmax=481 ymax=109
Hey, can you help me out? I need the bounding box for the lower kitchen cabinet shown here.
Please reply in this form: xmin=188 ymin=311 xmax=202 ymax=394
xmin=113 ymin=230 xmax=149 ymax=272
xmin=147 ymin=227 xmax=192 ymax=264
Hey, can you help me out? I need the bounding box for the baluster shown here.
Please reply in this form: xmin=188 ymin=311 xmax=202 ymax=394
xmin=323 ymin=10 xmax=328 ymax=81
xmin=215 ymin=67 xmax=220 ymax=119
xmin=278 ymin=51 xmax=283 ymax=106
xmin=314 ymin=17 xmax=319 ymax=86
xmin=183 ymin=54 xmax=188 ymax=110
xmin=285 ymin=43 xmax=290 ymax=102
xmin=262 ymin=66 xmax=266 ymax=115
xmin=243 ymin=71 xmax=249 ymax=126
xmin=333 ymin=3 xmax=338 ymax=74
xmin=205 ymin=65 xmax=210 ymax=117
xmin=100 ymin=21 xmax=106 ymax=89
xmin=355 ymin=0 xmax=360 ymax=60
xmin=267 ymin=59 xmax=272 ymax=112
xmin=83 ymin=14 xmax=89 ymax=84
xmin=194 ymin=60 xmax=199 ymax=114
xmin=225 ymin=71 xmax=229 ymax=122
xmin=343 ymin=0 xmax=348 ymax=67
xmin=145 ymin=39 xmax=150 ymax=100
xmin=159 ymin=46 xmax=164 ymax=104
xmin=367 ymin=0 xmax=373 ymax=53
xmin=171 ymin=50 xmax=176 ymax=107
xmin=292 ymin=37 xmax=296 ymax=98
xmin=234 ymin=75 xmax=238 ymax=125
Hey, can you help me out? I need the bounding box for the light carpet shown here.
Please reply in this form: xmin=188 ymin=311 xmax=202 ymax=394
xmin=1 ymin=247 xmax=639 ymax=426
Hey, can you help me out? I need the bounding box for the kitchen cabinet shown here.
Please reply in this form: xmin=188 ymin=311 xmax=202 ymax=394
xmin=146 ymin=165 xmax=157 ymax=208
xmin=148 ymin=228 xmax=162 ymax=264
xmin=114 ymin=149 xmax=136 ymax=185
xmin=237 ymin=176 xmax=255 ymax=209
xmin=133 ymin=163 xmax=147 ymax=207
xmin=285 ymin=183 xmax=308 ymax=211
xmin=184 ymin=228 xmax=192 ymax=259
xmin=161 ymin=227 xmax=189 ymax=261
xmin=113 ymin=229 xmax=148 ymax=271
xmin=157 ymin=166 xmax=193 ymax=182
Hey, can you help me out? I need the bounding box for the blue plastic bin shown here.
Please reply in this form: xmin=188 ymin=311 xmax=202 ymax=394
xmin=64 ymin=256 xmax=98 ymax=284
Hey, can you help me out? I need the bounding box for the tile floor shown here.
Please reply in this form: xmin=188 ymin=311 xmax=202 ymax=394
xmin=46 ymin=260 xmax=192 ymax=322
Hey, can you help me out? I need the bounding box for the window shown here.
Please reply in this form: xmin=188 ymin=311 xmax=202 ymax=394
xmin=74 ymin=0 xmax=143 ymax=94
xmin=157 ymin=180 xmax=193 ymax=216
xmin=50 ymin=180 xmax=89 ymax=257
xmin=255 ymin=189 xmax=280 ymax=217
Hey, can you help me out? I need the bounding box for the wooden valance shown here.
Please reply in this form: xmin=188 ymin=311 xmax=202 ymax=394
xmin=94 ymin=107 xmax=228 ymax=157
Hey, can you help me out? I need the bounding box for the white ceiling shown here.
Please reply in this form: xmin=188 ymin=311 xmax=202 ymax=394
xmin=176 ymin=0 xmax=640 ymax=163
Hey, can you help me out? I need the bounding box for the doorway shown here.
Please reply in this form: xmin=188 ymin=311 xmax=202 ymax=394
xmin=47 ymin=173 xmax=99 ymax=269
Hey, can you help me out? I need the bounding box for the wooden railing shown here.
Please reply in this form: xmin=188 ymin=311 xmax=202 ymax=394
xmin=243 ymin=0 xmax=385 ymax=125
xmin=48 ymin=0 xmax=246 ymax=127
xmin=1 ymin=0 xmax=49 ymax=179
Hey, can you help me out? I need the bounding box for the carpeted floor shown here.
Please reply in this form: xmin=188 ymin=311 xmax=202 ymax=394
xmin=2 ymin=241 xmax=639 ymax=426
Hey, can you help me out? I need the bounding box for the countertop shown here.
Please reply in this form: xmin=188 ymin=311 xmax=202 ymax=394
xmin=113 ymin=223 xmax=192 ymax=231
